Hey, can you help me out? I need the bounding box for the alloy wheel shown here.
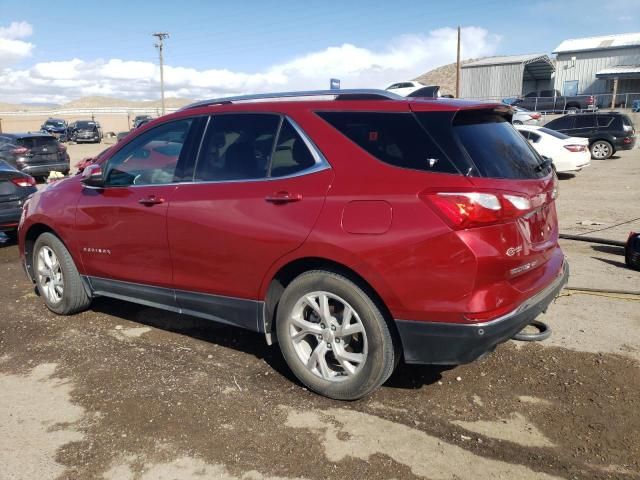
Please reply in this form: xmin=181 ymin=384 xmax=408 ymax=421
xmin=37 ymin=246 xmax=64 ymax=304
xmin=288 ymin=291 xmax=368 ymax=382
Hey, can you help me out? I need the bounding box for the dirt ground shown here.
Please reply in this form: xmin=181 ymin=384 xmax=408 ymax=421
xmin=0 ymin=144 xmax=639 ymax=480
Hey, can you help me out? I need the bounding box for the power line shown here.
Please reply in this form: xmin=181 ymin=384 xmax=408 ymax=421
xmin=152 ymin=32 xmax=169 ymax=115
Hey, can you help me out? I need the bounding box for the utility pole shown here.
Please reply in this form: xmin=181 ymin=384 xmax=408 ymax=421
xmin=455 ymin=26 xmax=461 ymax=99
xmin=153 ymin=32 xmax=169 ymax=115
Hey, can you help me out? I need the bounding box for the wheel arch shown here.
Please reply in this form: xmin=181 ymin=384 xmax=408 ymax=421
xmin=262 ymin=256 xmax=401 ymax=353
xmin=23 ymin=223 xmax=72 ymax=283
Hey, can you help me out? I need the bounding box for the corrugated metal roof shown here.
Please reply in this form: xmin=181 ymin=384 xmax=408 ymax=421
xmin=595 ymin=65 xmax=640 ymax=79
xmin=462 ymin=53 xmax=549 ymax=67
xmin=554 ymin=32 xmax=640 ymax=54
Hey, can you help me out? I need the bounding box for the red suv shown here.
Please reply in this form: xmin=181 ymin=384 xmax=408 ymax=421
xmin=19 ymin=90 xmax=568 ymax=399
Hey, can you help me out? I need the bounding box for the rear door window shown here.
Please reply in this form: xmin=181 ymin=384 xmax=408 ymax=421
xmin=450 ymin=111 xmax=548 ymax=179
xmin=269 ymin=119 xmax=317 ymax=178
xmin=574 ymin=116 xmax=596 ymax=129
xmin=316 ymin=112 xmax=458 ymax=174
xmin=194 ymin=114 xmax=280 ymax=182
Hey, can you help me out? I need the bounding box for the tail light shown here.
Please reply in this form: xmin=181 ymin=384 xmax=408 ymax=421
xmin=623 ymin=137 xmax=633 ymax=144
xmin=588 ymin=96 xmax=594 ymax=105
xmin=11 ymin=147 xmax=28 ymax=155
xmin=530 ymin=113 xmax=541 ymax=120
xmin=564 ymin=144 xmax=587 ymax=152
xmin=11 ymin=176 xmax=37 ymax=187
xmin=58 ymin=144 xmax=67 ymax=152
xmin=421 ymin=190 xmax=552 ymax=229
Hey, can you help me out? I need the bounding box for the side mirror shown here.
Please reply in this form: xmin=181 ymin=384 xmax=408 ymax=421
xmin=81 ymin=163 xmax=104 ymax=188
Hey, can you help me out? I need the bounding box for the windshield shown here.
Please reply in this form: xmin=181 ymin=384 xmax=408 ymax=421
xmin=76 ymin=121 xmax=96 ymax=129
xmin=44 ymin=120 xmax=65 ymax=127
xmin=539 ymin=127 xmax=570 ymax=140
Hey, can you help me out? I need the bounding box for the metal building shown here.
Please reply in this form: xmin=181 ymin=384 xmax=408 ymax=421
xmin=553 ymin=32 xmax=640 ymax=96
xmin=460 ymin=54 xmax=555 ymax=100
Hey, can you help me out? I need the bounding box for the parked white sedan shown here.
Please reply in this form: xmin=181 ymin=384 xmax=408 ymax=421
xmin=516 ymin=125 xmax=591 ymax=173
xmin=512 ymin=107 xmax=541 ymax=126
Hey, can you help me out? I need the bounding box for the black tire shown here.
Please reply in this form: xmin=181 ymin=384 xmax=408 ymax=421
xmin=33 ymin=232 xmax=91 ymax=315
xmin=276 ymin=270 xmax=397 ymax=400
xmin=512 ymin=120 xmax=523 ymax=125
xmin=590 ymin=140 xmax=613 ymax=160
xmin=566 ymin=106 xmax=579 ymax=113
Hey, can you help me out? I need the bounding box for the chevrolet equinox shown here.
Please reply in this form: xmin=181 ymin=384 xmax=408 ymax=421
xmin=19 ymin=90 xmax=568 ymax=399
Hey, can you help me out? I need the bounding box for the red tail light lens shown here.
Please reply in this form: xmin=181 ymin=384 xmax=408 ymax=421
xmin=564 ymin=144 xmax=586 ymax=152
xmin=530 ymin=113 xmax=541 ymax=120
xmin=588 ymin=96 xmax=594 ymax=105
xmin=422 ymin=191 xmax=537 ymax=229
xmin=11 ymin=176 xmax=37 ymax=187
xmin=11 ymin=147 xmax=28 ymax=155
xmin=623 ymin=137 xmax=632 ymax=144
xmin=58 ymin=144 xmax=67 ymax=152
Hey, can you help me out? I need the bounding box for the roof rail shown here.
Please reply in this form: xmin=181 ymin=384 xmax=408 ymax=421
xmin=180 ymin=89 xmax=403 ymax=111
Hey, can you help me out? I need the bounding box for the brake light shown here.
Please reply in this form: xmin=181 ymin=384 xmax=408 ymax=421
xmin=58 ymin=144 xmax=67 ymax=152
xmin=588 ymin=95 xmax=594 ymax=105
xmin=623 ymin=137 xmax=632 ymax=144
xmin=530 ymin=113 xmax=541 ymax=120
xmin=564 ymin=144 xmax=586 ymax=152
xmin=11 ymin=176 xmax=37 ymax=187
xmin=422 ymin=191 xmax=538 ymax=229
xmin=11 ymin=147 xmax=28 ymax=155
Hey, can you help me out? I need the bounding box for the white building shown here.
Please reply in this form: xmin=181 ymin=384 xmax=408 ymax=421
xmin=553 ymin=32 xmax=640 ymax=96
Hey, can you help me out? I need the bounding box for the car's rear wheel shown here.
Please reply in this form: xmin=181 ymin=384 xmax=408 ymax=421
xmin=276 ymin=271 xmax=396 ymax=400
xmin=34 ymin=232 xmax=91 ymax=315
xmin=590 ymin=140 xmax=613 ymax=160
xmin=512 ymin=120 xmax=523 ymax=125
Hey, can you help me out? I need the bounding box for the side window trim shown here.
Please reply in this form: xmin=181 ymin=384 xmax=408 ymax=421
xmin=266 ymin=116 xmax=285 ymax=178
xmin=283 ymin=116 xmax=331 ymax=172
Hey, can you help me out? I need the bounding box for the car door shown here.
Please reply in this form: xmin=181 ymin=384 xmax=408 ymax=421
xmin=167 ymin=113 xmax=333 ymax=326
xmin=571 ymin=115 xmax=596 ymax=139
xmin=75 ymin=117 xmax=203 ymax=296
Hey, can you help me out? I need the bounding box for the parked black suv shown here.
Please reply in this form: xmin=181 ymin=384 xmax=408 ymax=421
xmin=69 ymin=120 xmax=102 ymax=143
xmin=544 ymin=112 xmax=636 ymax=159
xmin=0 ymin=133 xmax=70 ymax=178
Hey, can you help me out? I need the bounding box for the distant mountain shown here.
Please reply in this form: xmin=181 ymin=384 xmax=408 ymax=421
xmin=0 ymin=96 xmax=195 ymax=112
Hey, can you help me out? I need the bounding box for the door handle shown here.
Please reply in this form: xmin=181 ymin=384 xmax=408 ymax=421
xmin=265 ymin=191 xmax=303 ymax=204
xmin=138 ymin=195 xmax=165 ymax=206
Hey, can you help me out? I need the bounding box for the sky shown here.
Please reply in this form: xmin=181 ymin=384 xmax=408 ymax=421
xmin=0 ymin=0 xmax=639 ymax=104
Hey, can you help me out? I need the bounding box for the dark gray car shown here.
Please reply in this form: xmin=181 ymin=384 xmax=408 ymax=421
xmin=0 ymin=133 xmax=70 ymax=178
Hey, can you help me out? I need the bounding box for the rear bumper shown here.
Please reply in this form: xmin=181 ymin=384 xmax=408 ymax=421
xmin=396 ymin=259 xmax=569 ymax=365
xmin=613 ymin=136 xmax=636 ymax=151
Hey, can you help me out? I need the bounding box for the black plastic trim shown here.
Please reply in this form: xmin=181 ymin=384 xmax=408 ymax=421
xmin=86 ymin=276 xmax=263 ymax=332
xmin=395 ymin=261 xmax=569 ymax=365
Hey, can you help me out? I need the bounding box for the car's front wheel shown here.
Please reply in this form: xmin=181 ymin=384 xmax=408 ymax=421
xmin=33 ymin=232 xmax=92 ymax=315
xmin=590 ymin=140 xmax=613 ymax=160
xmin=276 ymin=271 xmax=397 ymax=400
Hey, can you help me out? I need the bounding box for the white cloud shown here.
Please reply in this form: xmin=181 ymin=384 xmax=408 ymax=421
xmin=0 ymin=26 xmax=500 ymax=104
xmin=0 ymin=21 xmax=34 ymax=68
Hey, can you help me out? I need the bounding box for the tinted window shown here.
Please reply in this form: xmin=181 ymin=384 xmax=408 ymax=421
xmin=597 ymin=116 xmax=613 ymax=127
xmin=17 ymin=137 xmax=59 ymax=149
xmin=269 ymin=119 xmax=316 ymax=177
xmin=195 ymin=114 xmax=280 ymax=181
xmin=104 ymin=119 xmax=193 ymax=186
xmin=574 ymin=115 xmax=595 ymax=128
xmin=453 ymin=111 xmax=548 ymax=179
xmin=621 ymin=115 xmax=633 ymax=128
xmin=540 ymin=90 xmax=557 ymax=97
xmin=75 ymin=121 xmax=97 ymax=129
xmin=317 ymin=112 xmax=457 ymax=174
xmin=539 ymin=127 xmax=569 ymax=140
xmin=545 ymin=116 xmax=574 ymax=130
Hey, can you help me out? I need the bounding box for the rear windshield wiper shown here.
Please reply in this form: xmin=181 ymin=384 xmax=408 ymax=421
xmin=535 ymin=157 xmax=553 ymax=172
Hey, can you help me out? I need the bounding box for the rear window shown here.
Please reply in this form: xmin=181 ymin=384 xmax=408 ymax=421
xmin=17 ymin=137 xmax=58 ymax=149
xmin=316 ymin=112 xmax=457 ymax=174
xmin=76 ymin=121 xmax=96 ymax=129
xmin=451 ymin=111 xmax=548 ymax=179
xmin=539 ymin=127 xmax=569 ymax=139
xmin=621 ymin=115 xmax=634 ymax=128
